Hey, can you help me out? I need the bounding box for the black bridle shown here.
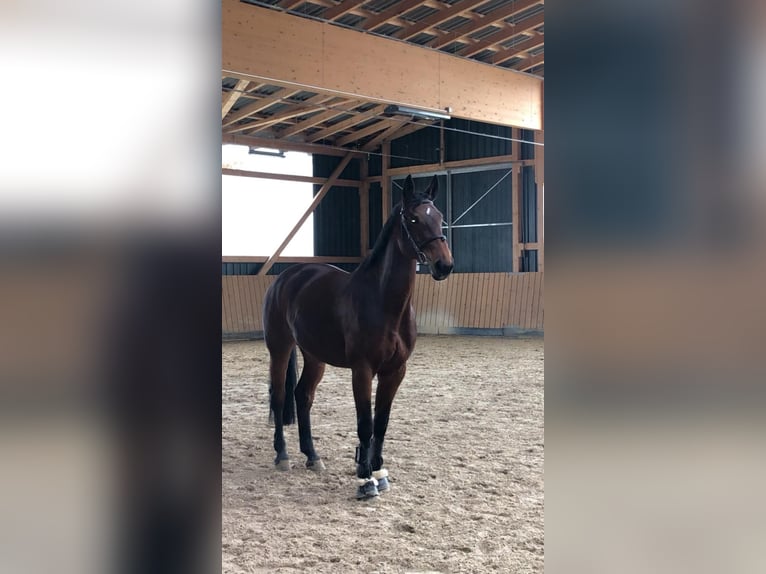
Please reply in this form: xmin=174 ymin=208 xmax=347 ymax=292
xmin=400 ymin=205 xmax=447 ymax=265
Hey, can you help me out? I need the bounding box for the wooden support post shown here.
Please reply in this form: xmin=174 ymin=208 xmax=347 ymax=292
xmin=535 ymin=130 xmax=544 ymax=272
xmin=511 ymin=127 xmax=520 ymax=160
xmin=359 ymin=155 xmax=369 ymax=256
xmin=511 ymin=165 xmax=521 ymax=272
xmin=258 ymin=153 xmax=354 ymax=276
xmin=381 ymin=140 xmax=391 ymax=225
xmin=439 ymin=120 xmax=445 ymax=166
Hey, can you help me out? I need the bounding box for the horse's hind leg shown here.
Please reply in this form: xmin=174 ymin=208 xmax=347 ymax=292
xmin=267 ymin=344 xmax=295 ymax=470
xmin=371 ymin=363 xmax=406 ymax=492
xmin=295 ymin=351 xmax=326 ymax=471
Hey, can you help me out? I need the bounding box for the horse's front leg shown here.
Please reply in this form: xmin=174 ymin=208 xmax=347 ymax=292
xmin=371 ymin=363 xmax=405 ymax=492
xmin=351 ymin=365 xmax=377 ymax=499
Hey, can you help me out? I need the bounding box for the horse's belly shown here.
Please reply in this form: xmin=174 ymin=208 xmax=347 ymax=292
xmin=291 ymin=309 xmax=351 ymax=367
xmin=294 ymin=328 xmax=350 ymax=367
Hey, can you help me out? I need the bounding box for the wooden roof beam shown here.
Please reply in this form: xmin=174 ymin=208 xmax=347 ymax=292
xmin=239 ymin=106 xmax=327 ymax=135
xmin=333 ymin=119 xmax=397 ymax=147
xmin=457 ymin=14 xmax=545 ymax=57
xmin=360 ymin=0 xmax=424 ymax=31
xmin=306 ymin=105 xmax=387 ymax=142
xmin=395 ymin=0 xmax=485 ymax=41
xmin=320 ymin=0 xmax=367 ymax=21
xmin=459 ymin=12 xmax=544 ymax=58
xmin=459 ymin=24 xmax=517 ymax=57
xmin=385 ymin=119 xmax=436 ymax=142
xmin=276 ymin=101 xmax=354 ymax=139
xmin=223 ymin=1 xmax=542 ymax=129
xmin=512 ymin=53 xmax=544 ymax=72
xmin=361 ymin=122 xmax=407 ymax=151
xmin=490 ymin=33 xmax=545 ymax=65
xmin=429 ymin=0 xmax=542 ymax=49
xmin=235 ymin=95 xmax=341 ymax=135
xmin=222 ymin=79 xmax=249 ymax=119
xmin=362 ymin=119 xmax=434 ymax=151
xmin=222 ymin=88 xmax=300 ymax=127
xmin=278 ymin=0 xmax=304 ymax=9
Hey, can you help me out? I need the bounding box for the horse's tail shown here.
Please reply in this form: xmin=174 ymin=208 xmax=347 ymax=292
xmin=269 ymin=348 xmax=297 ymax=425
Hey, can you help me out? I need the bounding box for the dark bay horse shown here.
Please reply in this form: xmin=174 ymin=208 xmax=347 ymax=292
xmin=263 ymin=174 xmax=454 ymax=499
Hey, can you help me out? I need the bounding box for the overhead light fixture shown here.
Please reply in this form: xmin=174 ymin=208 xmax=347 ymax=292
xmin=248 ymin=147 xmax=285 ymax=158
xmin=384 ymin=105 xmax=451 ymax=121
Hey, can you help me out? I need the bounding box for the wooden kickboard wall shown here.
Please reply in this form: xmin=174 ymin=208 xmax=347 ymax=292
xmin=222 ymin=272 xmax=543 ymax=338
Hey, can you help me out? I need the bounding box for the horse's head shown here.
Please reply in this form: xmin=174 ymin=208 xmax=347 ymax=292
xmin=400 ymin=175 xmax=454 ymax=281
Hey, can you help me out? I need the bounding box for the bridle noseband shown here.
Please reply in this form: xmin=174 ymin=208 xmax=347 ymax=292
xmin=400 ymin=205 xmax=447 ymax=265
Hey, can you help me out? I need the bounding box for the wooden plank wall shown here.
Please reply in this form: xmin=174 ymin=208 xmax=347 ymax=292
xmin=222 ymin=272 xmax=543 ymax=338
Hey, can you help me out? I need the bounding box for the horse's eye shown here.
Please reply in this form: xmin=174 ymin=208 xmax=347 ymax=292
xmin=410 ymin=218 xmax=418 ymax=224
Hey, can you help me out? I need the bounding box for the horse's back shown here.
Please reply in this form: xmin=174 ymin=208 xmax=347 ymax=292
xmin=263 ymin=264 xmax=351 ymax=364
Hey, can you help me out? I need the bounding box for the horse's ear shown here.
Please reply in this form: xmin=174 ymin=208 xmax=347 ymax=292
xmin=426 ymin=175 xmax=438 ymax=200
xmin=402 ymin=175 xmax=415 ymax=204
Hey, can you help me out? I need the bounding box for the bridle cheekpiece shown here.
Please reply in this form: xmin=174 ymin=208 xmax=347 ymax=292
xmin=400 ymin=203 xmax=447 ymax=265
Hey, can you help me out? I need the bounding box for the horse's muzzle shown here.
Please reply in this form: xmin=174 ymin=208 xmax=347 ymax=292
xmin=431 ymin=260 xmax=454 ymax=281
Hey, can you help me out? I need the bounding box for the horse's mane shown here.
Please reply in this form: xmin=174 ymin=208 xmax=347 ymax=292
xmin=356 ymin=202 xmax=402 ymax=273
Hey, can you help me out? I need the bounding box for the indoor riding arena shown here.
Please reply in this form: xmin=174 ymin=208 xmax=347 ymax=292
xmin=222 ymin=0 xmax=544 ymax=571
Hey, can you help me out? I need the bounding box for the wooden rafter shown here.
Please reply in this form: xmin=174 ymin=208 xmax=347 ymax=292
xmin=276 ymin=101 xmax=353 ymax=138
xmin=460 ymin=12 xmax=544 ymax=58
xmin=222 ymin=89 xmax=299 ymax=127
xmin=278 ymin=0 xmax=304 ymax=9
xmin=360 ymin=119 xmax=433 ymax=151
xmin=384 ymin=119 xmax=435 ymax=142
xmin=220 ymin=81 xmax=268 ymax=104
xmin=395 ymin=0 xmax=485 ymax=40
xmin=226 ymin=94 xmax=338 ymax=135
xmin=333 ymin=119 xmax=396 ymax=147
xmin=360 ymin=0 xmax=423 ymax=31
xmin=222 ymin=79 xmax=249 ymax=119
xmin=460 ymin=24 xmax=517 ymax=57
xmin=258 ymin=153 xmax=355 ymax=276
xmin=245 ymin=82 xmax=266 ymax=93
xmin=306 ymin=105 xmax=387 ymax=142
xmin=512 ymin=52 xmax=544 ymax=71
xmin=428 ymin=0 xmax=542 ymax=49
xmin=321 ymin=0 xmax=366 ymax=21
xmin=490 ymin=33 xmax=544 ymax=65
xmin=240 ymin=100 xmax=336 ymax=136
xmin=361 ymin=122 xmax=406 ymax=151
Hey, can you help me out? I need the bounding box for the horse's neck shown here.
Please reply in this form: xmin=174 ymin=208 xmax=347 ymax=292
xmin=380 ymin=234 xmax=416 ymax=312
xmin=359 ymin=224 xmax=416 ymax=319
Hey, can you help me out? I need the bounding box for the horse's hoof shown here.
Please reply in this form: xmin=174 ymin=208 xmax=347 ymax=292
xmin=306 ymin=458 xmax=326 ymax=472
xmin=373 ymin=469 xmax=390 ymax=492
xmin=275 ymin=458 xmax=291 ymax=471
xmin=356 ymin=478 xmax=379 ymax=500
